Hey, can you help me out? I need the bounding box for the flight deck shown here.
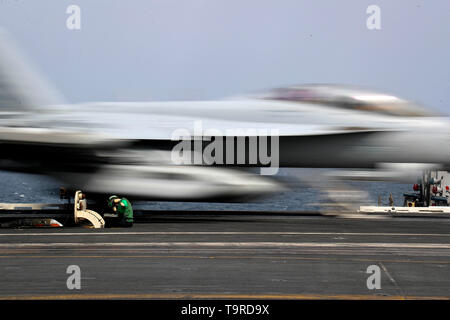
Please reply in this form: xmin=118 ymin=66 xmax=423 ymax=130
xmin=0 ymin=211 xmax=448 ymax=300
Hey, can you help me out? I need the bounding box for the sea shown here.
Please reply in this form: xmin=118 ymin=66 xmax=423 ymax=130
xmin=0 ymin=169 xmax=411 ymax=211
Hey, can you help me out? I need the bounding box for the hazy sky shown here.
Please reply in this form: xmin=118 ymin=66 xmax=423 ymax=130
xmin=0 ymin=0 xmax=449 ymax=113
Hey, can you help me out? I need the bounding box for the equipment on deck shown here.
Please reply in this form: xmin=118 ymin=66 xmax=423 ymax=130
xmin=74 ymin=190 xmax=105 ymax=228
xmin=402 ymin=171 xmax=450 ymax=207
xmin=0 ymin=190 xmax=105 ymax=228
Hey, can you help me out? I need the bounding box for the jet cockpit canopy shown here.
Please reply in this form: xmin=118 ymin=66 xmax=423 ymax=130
xmin=256 ymin=84 xmax=430 ymax=117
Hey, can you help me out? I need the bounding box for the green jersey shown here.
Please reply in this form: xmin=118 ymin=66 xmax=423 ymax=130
xmin=115 ymin=198 xmax=133 ymax=223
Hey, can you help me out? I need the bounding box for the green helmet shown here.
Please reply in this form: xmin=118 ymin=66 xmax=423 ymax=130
xmin=108 ymin=195 xmax=119 ymax=207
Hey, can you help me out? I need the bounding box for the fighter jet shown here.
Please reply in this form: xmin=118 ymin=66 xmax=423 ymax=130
xmin=0 ymin=29 xmax=449 ymax=201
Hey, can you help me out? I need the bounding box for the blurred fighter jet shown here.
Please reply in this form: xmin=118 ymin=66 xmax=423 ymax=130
xmin=0 ymin=29 xmax=449 ymax=201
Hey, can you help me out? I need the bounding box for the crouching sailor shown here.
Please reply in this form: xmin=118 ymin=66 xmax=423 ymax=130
xmin=108 ymin=195 xmax=134 ymax=227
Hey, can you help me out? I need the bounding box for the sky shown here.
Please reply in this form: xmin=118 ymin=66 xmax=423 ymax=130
xmin=0 ymin=0 xmax=449 ymax=113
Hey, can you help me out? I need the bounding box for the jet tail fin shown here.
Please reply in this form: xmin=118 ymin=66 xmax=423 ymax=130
xmin=0 ymin=29 xmax=64 ymax=111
